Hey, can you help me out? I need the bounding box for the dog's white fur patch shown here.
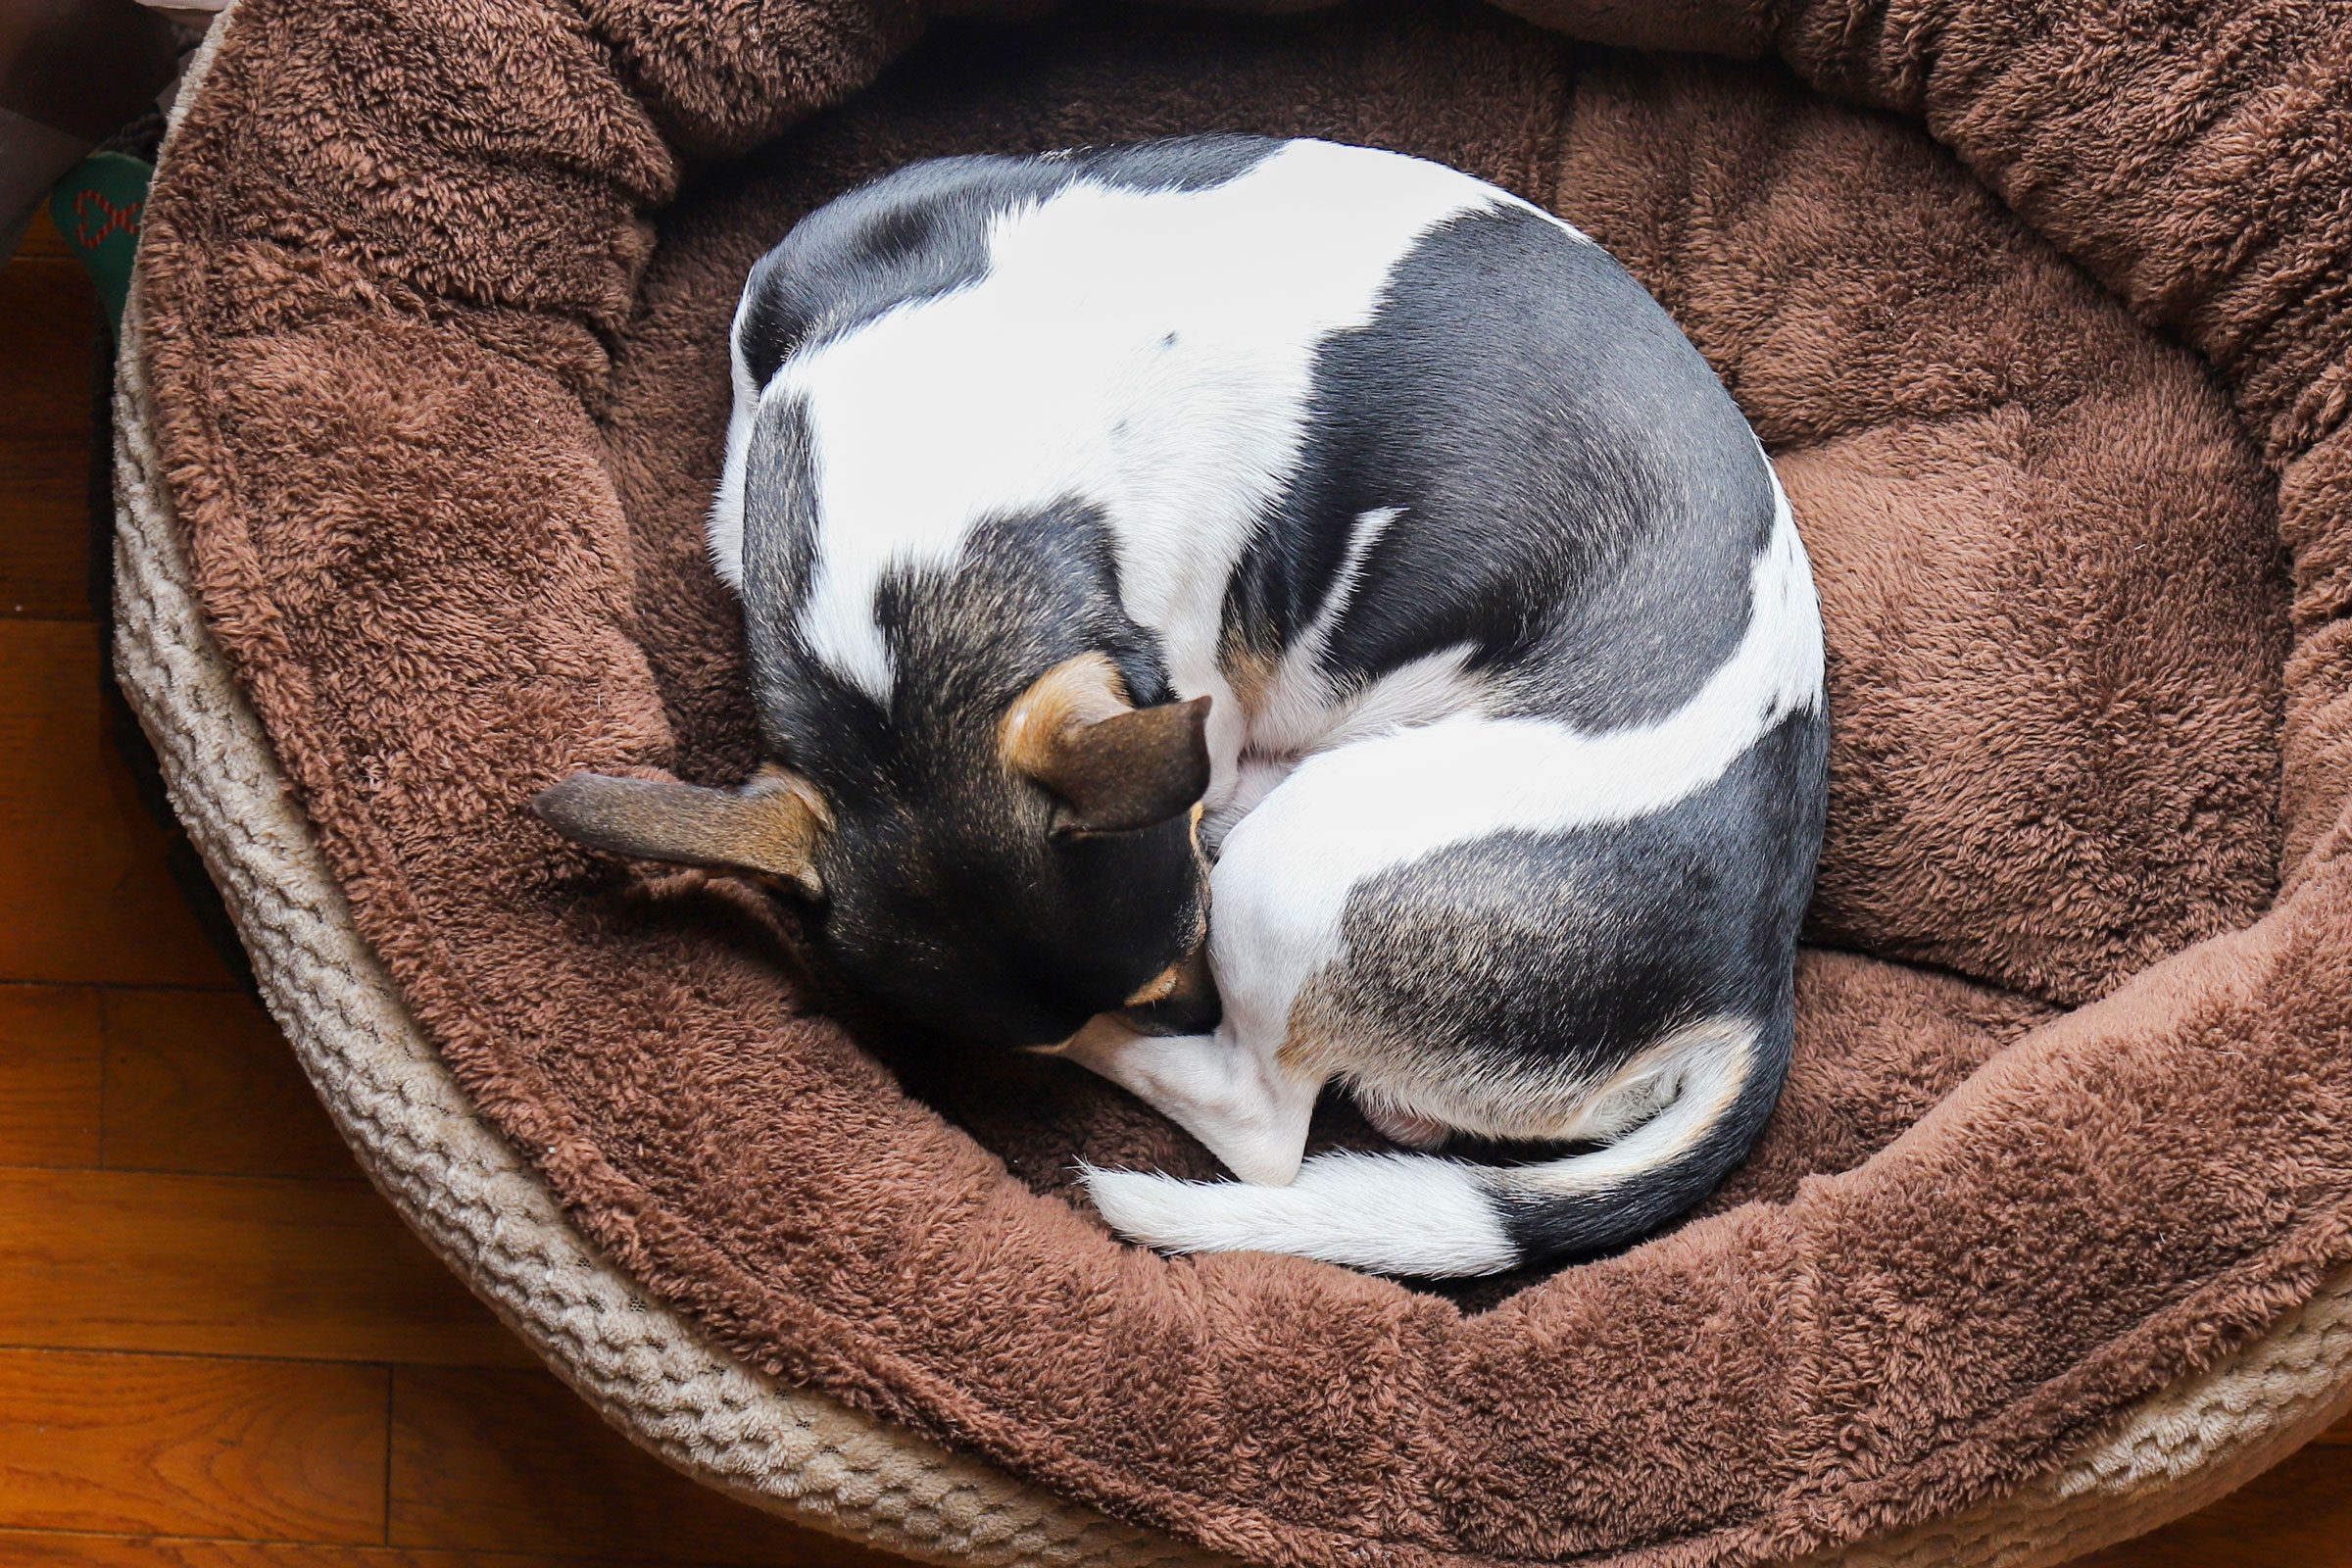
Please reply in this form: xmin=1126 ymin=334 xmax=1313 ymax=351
xmin=707 ymin=326 xmax=760 ymax=591
xmin=1059 ymin=1020 xmax=1319 ymax=1188
xmin=1082 ymin=1016 xmax=1755 ymax=1274
xmin=1247 ymin=504 xmax=1404 ymax=752
xmin=713 ymin=140 xmax=1506 ymax=702
xmin=1084 ymin=1151 xmax=1520 ymax=1276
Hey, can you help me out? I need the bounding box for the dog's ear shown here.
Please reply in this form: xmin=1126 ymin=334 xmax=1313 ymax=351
xmin=532 ymin=765 xmax=830 ymax=899
xmin=1002 ymin=654 xmax=1211 ymax=835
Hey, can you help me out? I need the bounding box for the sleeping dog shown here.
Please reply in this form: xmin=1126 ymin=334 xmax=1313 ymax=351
xmin=537 ymin=135 xmax=1830 ymax=1278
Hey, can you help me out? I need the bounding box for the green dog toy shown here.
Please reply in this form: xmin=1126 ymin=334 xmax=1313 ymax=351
xmin=49 ymin=150 xmax=154 ymax=341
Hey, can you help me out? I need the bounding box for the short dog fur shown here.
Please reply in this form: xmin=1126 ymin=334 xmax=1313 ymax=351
xmin=538 ymin=135 xmax=1830 ymax=1277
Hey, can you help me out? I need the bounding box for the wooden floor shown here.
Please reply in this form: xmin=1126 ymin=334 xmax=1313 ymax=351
xmin=1 ymin=210 xmax=2343 ymax=1568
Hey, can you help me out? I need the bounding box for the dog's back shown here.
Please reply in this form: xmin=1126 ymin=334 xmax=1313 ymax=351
xmin=712 ymin=136 xmax=1830 ymax=1276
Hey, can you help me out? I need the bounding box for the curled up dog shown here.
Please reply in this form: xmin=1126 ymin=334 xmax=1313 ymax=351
xmin=536 ymin=135 xmax=1830 ymax=1278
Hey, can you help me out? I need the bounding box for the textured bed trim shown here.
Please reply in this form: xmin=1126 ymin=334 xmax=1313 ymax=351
xmin=107 ymin=6 xmax=2352 ymax=1565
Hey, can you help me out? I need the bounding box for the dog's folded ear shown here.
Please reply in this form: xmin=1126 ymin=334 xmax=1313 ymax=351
xmin=1002 ymin=654 xmax=1212 ymax=835
xmin=531 ymin=765 xmax=830 ymax=899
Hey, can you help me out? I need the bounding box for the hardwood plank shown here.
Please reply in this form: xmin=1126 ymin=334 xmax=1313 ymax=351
xmin=0 ymin=210 xmax=100 ymax=620
xmin=0 ymin=1168 xmax=530 ymax=1367
xmin=102 ymin=990 xmax=357 ymax=1180
xmin=390 ymin=1368 xmax=906 ymax=1566
xmin=0 ymin=258 xmax=96 ymax=437
xmin=0 ymin=1529 xmax=689 ymax=1566
xmin=0 ymin=619 xmax=245 ymax=988
xmin=0 ymin=1349 xmax=385 ymax=1544
xmin=0 ymin=986 xmax=103 ymax=1167
xmin=0 ymin=443 xmax=95 ymax=621
xmin=2074 ymin=1426 xmax=2352 ymax=1565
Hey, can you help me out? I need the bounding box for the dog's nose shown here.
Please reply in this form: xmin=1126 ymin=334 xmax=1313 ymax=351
xmin=1113 ymin=944 xmax=1221 ymax=1037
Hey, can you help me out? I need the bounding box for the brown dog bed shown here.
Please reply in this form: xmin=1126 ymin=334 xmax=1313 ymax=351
xmin=120 ymin=0 xmax=2352 ymax=1564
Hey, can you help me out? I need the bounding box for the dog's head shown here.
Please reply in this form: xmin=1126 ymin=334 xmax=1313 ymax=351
xmin=534 ymin=653 xmax=1216 ymax=1050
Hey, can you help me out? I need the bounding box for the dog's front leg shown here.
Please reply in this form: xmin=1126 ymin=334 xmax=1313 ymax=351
xmin=1055 ymin=1018 xmax=1319 ymax=1186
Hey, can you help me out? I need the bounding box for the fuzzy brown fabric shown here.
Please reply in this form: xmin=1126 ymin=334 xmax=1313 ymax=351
xmin=136 ymin=1 xmax=2352 ymax=1564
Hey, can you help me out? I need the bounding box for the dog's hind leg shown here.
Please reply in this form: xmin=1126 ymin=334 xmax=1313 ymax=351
xmin=1059 ymin=1020 xmax=1320 ymax=1187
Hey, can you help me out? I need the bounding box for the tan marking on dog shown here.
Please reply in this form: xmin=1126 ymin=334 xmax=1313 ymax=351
xmin=1000 ymin=655 xmax=1214 ymax=834
xmin=999 ymin=653 xmax=1131 ymax=775
xmin=1217 ymin=626 xmax=1280 ymax=719
xmin=1124 ymin=965 xmax=1181 ymax=1007
xmin=729 ymin=766 xmax=834 ymax=899
xmin=1274 ymin=989 xmax=1349 ymax=1078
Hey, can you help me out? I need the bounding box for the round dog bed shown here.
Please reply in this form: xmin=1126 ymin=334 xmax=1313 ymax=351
xmin=116 ymin=2 xmax=2352 ymax=1565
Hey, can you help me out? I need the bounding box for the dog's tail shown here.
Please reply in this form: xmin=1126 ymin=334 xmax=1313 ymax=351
xmin=1082 ymin=1014 xmax=1788 ymax=1278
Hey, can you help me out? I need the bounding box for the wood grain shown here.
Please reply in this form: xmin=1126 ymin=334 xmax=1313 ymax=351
xmin=0 ymin=1531 xmax=692 ymax=1567
xmin=0 ymin=619 xmax=240 ymax=989
xmin=0 ymin=986 xmax=104 ymax=1166
xmin=0 ymin=214 xmax=99 ymax=621
xmin=390 ymin=1367 xmax=903 ymax=1566
xmin=0 ymin=1348 xmax=385 ymax=1543
xmin=101 ymin=989 xmax=357 ymax=1180
xmin=0 ymin=1168 xmax=529 ymax=1367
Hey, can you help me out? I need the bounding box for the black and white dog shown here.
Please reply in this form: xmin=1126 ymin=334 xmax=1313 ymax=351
xmin=539 ymin=135 xmax=1829 ymax=1277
